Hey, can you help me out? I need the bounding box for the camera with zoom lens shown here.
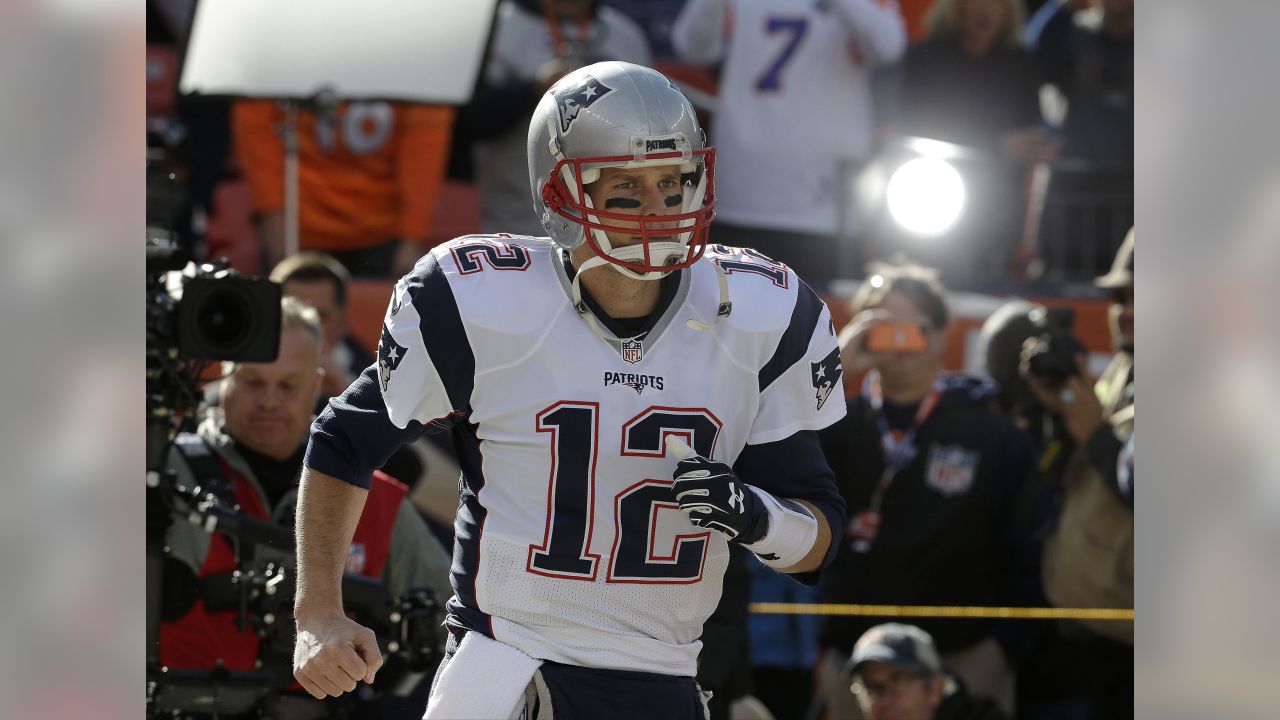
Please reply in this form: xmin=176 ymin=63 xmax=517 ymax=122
xmin=1020 ymin=307 xmax=1086 ymax=388
xmin=146 ymin=238 xmax=281 ymax=474
xmin=146 ymin=239 xmax=282 ymax=364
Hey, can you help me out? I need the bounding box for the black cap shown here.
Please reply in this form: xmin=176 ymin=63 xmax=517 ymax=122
xmin=845 ymin=623 xmax=943 ymax=676
xmin=1095 ymin=226 xmax=1134 ymax=289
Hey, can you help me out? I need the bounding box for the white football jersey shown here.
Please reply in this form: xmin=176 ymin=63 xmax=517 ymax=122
xmin=672 ymin=0 xmax=906 ymax=235
xmin=377 ymin=235 xmax=845 ymax=676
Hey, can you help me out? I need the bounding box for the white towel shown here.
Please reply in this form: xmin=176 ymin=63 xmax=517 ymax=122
xmin=424 ymin=631 xmax=543 ymax=719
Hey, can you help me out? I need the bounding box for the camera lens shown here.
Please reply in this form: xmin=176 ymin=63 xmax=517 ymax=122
xmin=194 ymin=288 xmax=253 ymax=354
xmin=175 ymin=275 xmax=280 ymax=362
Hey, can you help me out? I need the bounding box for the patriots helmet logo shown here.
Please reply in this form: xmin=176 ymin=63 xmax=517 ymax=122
xmin=811 ymin=347 xmax=843 ymax=411
xmin=555 ymin=75 xmax=615 ymax=133
xmin=377 ymin=323 xmax=409 ymax=392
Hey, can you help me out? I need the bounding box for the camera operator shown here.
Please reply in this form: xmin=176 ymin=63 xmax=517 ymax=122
xmin=814 ymin=261 xmax=1038 ymax=720
xmin=981 ymin=228 xmax=1134 ymax=720
xmin=158 ymin=297 xmax=452 ymax=716
xmin=1024 ymin=229 xmax=1134 ymax=506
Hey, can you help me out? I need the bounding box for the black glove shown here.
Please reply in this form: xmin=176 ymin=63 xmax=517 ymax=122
xmin=672 ymin=453 xmax=768 ymax=543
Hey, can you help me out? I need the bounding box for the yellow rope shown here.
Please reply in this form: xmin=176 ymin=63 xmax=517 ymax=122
xmin=749 ymin=603 xmax=1133 ymax=622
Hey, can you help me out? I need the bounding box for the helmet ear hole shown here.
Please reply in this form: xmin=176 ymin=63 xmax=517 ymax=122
xmin=541 ymin=180 xmax=565 ymax=211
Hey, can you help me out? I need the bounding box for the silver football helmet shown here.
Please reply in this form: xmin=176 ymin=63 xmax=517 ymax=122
xmin=528 ymin=61 xmax=716 ymax=279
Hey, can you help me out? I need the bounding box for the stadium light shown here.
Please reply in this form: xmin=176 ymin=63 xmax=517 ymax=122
xmin=885 ymin=157 xmax=966 ymax=237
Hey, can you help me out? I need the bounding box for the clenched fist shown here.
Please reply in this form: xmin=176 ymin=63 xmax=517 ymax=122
xmin=293 ymin=609 xmax=384 ymax=699
xmin=667 ymin=437 xmax=767 ymax=543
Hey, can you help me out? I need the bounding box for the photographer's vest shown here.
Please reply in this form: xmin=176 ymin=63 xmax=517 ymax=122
xmin=159 ymin=435 xmax=408 ymax=671
xmin=1042 ymin=354 xmax=1134 ymax=644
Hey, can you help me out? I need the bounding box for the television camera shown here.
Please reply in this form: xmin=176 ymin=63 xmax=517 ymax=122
xmin=145 ymin=239 xmax=442 ymax=718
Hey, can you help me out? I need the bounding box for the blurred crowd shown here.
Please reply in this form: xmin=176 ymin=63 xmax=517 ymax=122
xmin=146 ymin=0 xmax=1133 ymax=718
xmin=148 ymin=0 xmax=1132 ymax=290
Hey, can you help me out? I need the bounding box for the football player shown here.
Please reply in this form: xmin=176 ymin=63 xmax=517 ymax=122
xmin=292 ymin=61 xmax=847 ymax=719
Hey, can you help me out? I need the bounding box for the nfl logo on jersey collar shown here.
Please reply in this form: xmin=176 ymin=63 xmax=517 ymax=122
xmin=621 ymin=339 xmax=643 ymax=364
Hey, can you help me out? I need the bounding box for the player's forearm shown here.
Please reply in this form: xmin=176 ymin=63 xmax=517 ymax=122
xmin=294 ymin=468 xmax=369 ymax=616
xmin=835 ymin=0 xmax=908 ymax=66
xmin=775 ymin=499 xmax=831 ymax=573
xmin=671 ymin=0 xmax=728 ymax=66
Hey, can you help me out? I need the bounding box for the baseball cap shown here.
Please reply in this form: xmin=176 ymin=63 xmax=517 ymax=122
xmin=845 ymin=623 xmax=943 ymax=676
xmin=1095 ymin=226 xmax=1134 ymax=289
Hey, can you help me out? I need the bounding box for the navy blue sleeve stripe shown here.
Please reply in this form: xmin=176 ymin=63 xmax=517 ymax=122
xmin=444 ymin=425 xmax=494 ymax=637
xmin=759 ymin=281 xmax=825 ymax=393
xmin=305 ymin=367 xmax=428 ymax=489
xmin=407 ymin=254 xmax=475 ymax=414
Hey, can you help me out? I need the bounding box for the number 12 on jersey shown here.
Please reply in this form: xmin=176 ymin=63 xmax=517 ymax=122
xmin=527 ymin=402 xmax=723 ymax=584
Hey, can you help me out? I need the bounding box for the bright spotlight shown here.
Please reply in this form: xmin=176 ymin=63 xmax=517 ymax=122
xmin=886 ymin=157 xmax=966 ymax=237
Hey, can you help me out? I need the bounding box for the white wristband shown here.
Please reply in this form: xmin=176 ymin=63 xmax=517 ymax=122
xmin=740 ymin=487 xmax=819 ymax=570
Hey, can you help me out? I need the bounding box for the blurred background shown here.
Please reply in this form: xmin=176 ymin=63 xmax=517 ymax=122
xmin=135 ymin=1 xmax=1279 ymax=719
xmin=1 ymin=0 xmax=1276 ymax=718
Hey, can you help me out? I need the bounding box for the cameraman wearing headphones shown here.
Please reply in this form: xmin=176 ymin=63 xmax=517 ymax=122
xmin=158 ymin=297 xmax=451 ymax=718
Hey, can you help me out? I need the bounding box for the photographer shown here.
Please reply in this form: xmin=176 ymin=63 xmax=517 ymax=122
xmin=158 ymin=297 xmax=451 ymax=716
xmin=980 ymin=229 xmax=1134 ymax=720
xmin=815 ymin=261 xmax=1038 ymax=720
xmin=1024 ymin=229 xmax=1135 ymax=508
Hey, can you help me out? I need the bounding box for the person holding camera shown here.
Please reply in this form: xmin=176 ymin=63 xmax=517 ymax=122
xmin=990 ymin=229 xmax=1133 ymax=720
xmin=158 ymin=297 xmax=452 ymax=716
xmin=813 ymin=261 xmax=1038 ymax=720
xmin=1024 ymin=228 xmax=1134 ymax=508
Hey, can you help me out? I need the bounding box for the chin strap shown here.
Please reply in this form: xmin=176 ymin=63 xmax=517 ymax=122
xmin=571 ymin=255 xmax=632 ymax=341
xmin=685 ymin=260 xmax=732 ymax=332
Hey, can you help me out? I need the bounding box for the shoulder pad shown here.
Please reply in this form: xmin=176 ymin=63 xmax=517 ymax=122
xmin=399 ymin=235 xmax=564 ymax=371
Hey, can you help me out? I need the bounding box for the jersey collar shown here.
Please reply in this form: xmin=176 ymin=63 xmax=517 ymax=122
xmin=552 ymin=247 xmax=691 ymax=360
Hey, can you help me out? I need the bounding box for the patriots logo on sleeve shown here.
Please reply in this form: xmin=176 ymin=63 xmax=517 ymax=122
xmin=555 ymin=75 xmax=615 ymax=133
xmin=811 ymin=347 xmax=843 ymax=411
xmin=388 ymin=279 xmax=408 ymax=317
xmin=377 ymin=323 xmax=409 ymax=392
